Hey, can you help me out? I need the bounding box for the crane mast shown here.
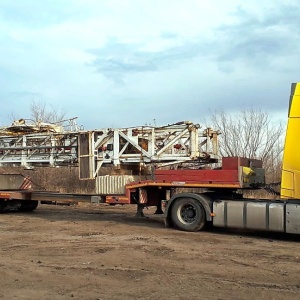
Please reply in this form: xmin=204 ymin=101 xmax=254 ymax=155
xmin=0 ymin=120 xmax=219 ymax=178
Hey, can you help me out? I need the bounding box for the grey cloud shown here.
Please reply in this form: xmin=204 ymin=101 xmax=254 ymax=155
xmin=89 ymin=38 xmax=210 ymax=82
xmin=89 ymin=39 xmax=157 ymax=83
xmin=214 ymin=4 xmax=300 ymax=69
xmin=89 ymin=3 xmax=300 ymax=81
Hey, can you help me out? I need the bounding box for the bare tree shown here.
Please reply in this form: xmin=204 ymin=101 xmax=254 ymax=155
xmin=7 ymin=111 xmax=19 ymax=123
xmin=210 ymin=108 xmax=284 ymax=183
xmin=30 ymin=100 xmax=66 ymax=123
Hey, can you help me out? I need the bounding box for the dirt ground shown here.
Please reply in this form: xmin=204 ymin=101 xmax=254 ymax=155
xmin=1 ymin=204 xmax=300 ymax=300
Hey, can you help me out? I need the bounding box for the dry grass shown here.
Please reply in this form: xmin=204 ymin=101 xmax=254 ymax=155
xmin=0 ymin=166 xmax=95 ymax=193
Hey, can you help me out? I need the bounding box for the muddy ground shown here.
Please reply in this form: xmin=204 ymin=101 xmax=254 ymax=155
xmin=1 ymin=203 xmax=300 ymax=300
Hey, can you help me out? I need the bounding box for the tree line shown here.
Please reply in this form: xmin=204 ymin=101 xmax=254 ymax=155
xmin=210 ymin=108 xmax=284 ymax=183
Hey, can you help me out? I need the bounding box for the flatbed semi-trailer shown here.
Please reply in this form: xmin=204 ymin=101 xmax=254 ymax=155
xmin=1 ymin=83 xmax=300 ymax=236
xmin=1 ymin=168 xmax=300 ymax=234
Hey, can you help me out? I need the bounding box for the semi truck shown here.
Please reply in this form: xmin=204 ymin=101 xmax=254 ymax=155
xmin=1 ymin=83 xmax=300 ymax=235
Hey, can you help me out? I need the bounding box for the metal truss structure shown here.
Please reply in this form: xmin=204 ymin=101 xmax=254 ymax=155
xmin=0 ymin=121 xmax=219 ymax=178
xmin=0 ymin=132 xmax=78 ymax=167
xmin=78 ymin=122 xmax=219 ymax=179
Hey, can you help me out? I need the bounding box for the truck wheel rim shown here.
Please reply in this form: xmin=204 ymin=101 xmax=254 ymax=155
xmin=178 ymin=204 xmax=197 ymax=223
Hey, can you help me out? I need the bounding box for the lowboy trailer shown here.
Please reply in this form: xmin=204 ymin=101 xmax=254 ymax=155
xmin=1 ymin=83 xmax=300 ymax=235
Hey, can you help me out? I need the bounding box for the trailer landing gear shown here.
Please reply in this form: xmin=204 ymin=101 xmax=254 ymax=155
xmin=135 ymin=204 xmax=146 ymax=218
xmin=154 ymin=201 xmax=164 ymax=215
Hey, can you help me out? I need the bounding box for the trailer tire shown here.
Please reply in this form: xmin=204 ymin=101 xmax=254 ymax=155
xmin=20 ymin=201 xmax=39 ymax=212
xmin=0 ymin=200 xmax=5 ymax=213
xmin=171 ymin=198 xmax=206 ymax=232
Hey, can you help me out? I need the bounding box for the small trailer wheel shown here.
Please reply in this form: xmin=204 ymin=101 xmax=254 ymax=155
xmin=0 ymin=200 xmax=5 ymax=213
xmin=171 ymin=198 xmax=206 ymax=231
xmin=19 ymin=201 xmax=39 ymax=212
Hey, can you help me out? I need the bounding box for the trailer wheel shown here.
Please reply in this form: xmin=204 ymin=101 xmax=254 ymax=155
xmin=19 ymin=201 xmax=39 ymax=212
xmin=0 ymin=200 xmax=5 ymax=213
xmin=171 ymin=198 xmax=206 ymax=231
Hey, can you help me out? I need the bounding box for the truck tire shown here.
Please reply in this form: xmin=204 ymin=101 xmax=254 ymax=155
xmin=20 ymin=201 xmax=39 ymax=212
xmin=171 ymin=198 xmax=206 ymax=231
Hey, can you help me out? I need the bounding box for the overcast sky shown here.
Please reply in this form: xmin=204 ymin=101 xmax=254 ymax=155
xmin=0 ymin=0 xmax=299 ymax=129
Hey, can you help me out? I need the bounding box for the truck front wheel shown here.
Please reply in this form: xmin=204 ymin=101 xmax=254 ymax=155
xmin=171 ymin=198 xmax=206 ymax=231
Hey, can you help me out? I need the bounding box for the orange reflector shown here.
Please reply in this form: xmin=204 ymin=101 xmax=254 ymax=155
xmin=210 ymin=213 xmax=216 ymax=217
